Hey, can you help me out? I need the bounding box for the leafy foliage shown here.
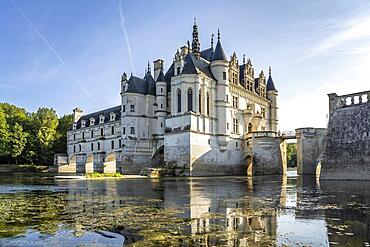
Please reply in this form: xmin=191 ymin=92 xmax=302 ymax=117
xmin=0 ymin=102 xmax=73 ymax=165
xmin=287 ymin=143 xmax=297 ymax=167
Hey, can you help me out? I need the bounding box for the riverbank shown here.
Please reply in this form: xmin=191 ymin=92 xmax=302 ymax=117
xmin=0 ymin=164 xmax=49 ymax=173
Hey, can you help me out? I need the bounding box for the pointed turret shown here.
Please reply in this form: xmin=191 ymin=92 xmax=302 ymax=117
xmin=212 ymin=29 xmax=227 ymax=62
xmin=156 ymin=69 xmax=165 ymax=82
xmin=267 ymin=66 xmax=277 ymax=91
xmin=191 ymin=18 xmax=200 ymax=59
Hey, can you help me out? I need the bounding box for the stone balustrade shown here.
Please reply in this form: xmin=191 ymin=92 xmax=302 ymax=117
xmin=328 ymin=90 xmax=370 ymax=115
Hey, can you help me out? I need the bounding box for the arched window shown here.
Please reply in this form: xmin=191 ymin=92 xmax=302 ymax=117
xmin=187 ymin=88 xmax=193 ymax=112
xmin=199 ymin=90 xmax=202 ymax=114
xmin=177 ymin=89 xmax=181 ymax=113
xmin=206 ymin=93 xmax=210 ymax=116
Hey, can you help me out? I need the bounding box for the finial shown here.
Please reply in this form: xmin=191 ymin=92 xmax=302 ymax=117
xmin=194 ymin=17 xmax=197 ymax=25
xmin=192 ymin=18 xmax=200 ymax=58
xmin=147 ymin=61 xmax=150 ymax=72
xmin=217 ymin=28 xmax=220 ymax=40
xmin=243 ymin=54 xmax=245 ymax=64
xmin=269 ymin=66 xmax=271 ymax=76
xmin=211 ymin=33 xmax=214 ymax=48
xmin=187 ymin=40 xmax=190 ymax=49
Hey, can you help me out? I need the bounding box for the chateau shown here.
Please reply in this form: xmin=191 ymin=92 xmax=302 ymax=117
xmin=64 ymin=21 xmax=279 ymax=176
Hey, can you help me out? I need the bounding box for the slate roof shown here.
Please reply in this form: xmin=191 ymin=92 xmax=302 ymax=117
xmin=267 ymin=75 xmax=277 ymax=91
xmin=254 ymin=78 xmax=259 ymax=93
xmin=75 ymin=105 xmax=121 ymax=129
xmin=181 ymin=53 xmax=215 ymax=80
xmin=200 ymin=47 xmax=214 ymax=61
xmin=126 ymin=72 xmax=156 ymax=96
xmin=156 ymin=69 xmax=165 ymax=82
xmin=164 ymin=63 xmax=174 ymax=91
xmin=212 ymin=40 xmax=227 ymax=61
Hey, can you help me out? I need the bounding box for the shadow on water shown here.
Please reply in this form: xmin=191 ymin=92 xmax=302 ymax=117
xmin=0 ymin=173 xmax=369 ymax=246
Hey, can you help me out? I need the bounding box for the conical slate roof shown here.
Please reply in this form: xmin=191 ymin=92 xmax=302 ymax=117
xmin=144 ymin=71 xmax=156 ymax=95
xmin=266 ymin=67 xmax=277 ymax=91
xmin=212 ymin=40 xmax=227 ymax=62
xmin=156 ymin=69 xmax=165 ymax=82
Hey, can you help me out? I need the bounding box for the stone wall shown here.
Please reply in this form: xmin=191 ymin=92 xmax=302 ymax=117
xmin=248 ymin=132 xmax=286 ymax=175
xmin=296 ymin=128 xmax=326 ymax=175
xmin=321 ymin=91 xmax=370 ymax=180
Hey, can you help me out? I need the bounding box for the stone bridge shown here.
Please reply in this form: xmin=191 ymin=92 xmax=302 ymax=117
xmin=320 ymin=90 xmax=370 ymax=180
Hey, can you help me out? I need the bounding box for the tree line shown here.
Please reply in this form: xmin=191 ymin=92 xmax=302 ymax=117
xmin=0 ymin=102 xmax=73 ymax=165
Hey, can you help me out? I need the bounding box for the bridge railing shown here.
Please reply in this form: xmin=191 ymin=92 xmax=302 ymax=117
xmin=328 ymin=90 xmax=370 ymax=115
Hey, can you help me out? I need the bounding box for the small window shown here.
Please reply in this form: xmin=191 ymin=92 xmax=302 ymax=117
xmin=90 ymin=118 xmax=95 ymax=126
xmin=79 ymin=144 xmax=81 ymax=152
xmin=73 ymin=123 xmax=77 ymax=129
xmin=160 ymin=122 xmax=163 ymax=128
xmin=91 ymin=130 xmax=94 ymax=138
xmin=97 ymin=142 xmax=100 ymax=150
xmin=91 ymin=143 xmax=94 ymax=151
xmin=130 ymin=127 xmax=135 ymax=134
xmin=160 ymin=104 xmax=163 ymax=109
xmin=111 ymin=140 xmax=114 ymax=149
xmin=111 ymin=126 xmax=115 ymax=135
xmin=73 ymin=134 xmax=76 ymax=141
xmin=227 ymin=123 xmax=229 ymax=130
xmin=176 ymin=67 xmax=180 ymax=75
xmin=233 ymin=118 xmax=239 ymax=133
xmin=119 ymin=139 xmax=121 ymax=148
xmin=73 ymin=145 xmax=76 ymax=153
xmin=100 ymin=128 xmax=104 ymax=136
xmin=82 ymin=132 xmax=85 ymax=139
xmin=208 ymin=139 xmax=210 ymax=145
xmin=110 ymin=113 xmax=116 ymax=121
xmin=160 ymin=88 xmax=163 ymax=93
xmin=81 ymin=121 xmax=86 ymax=128
xmin=226 ymin=95 xmax=229 ymax=102
xmin=130 ymin=105 xmax=135 ymax=112
xmin=123 ymin=127 xmax=125 ymax=134
xmin=223 ymin=72 xmax=227 ymax=80
xmin=123 ymin=105 xmax=126 ymax=112
xmin=99 ymin=115 xmax=105 ymax=124
xmin=236 ymin=142 xmax=238 ymax=148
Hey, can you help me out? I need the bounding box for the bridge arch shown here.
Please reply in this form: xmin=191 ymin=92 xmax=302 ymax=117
xmin=104 ymin=152 xmax=117 ymax=173
xmin=85 ymin=154 xmax=94 ymax=173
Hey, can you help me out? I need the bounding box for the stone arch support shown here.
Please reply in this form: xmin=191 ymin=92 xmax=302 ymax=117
xmin=104 ymin=152 xmax=117 ymax=174
xmin=85 ymin=154 xmax=94 ymax=173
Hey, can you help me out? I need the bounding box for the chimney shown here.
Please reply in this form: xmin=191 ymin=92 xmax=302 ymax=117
xmin=73 ymin=108 xmax=83 ymax=122
xmin=153 ymin=59 xmax=164 ymax=80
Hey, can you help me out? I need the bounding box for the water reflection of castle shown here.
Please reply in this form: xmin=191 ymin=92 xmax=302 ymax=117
xmin=56 ymin=176 xmax=370 ymax=246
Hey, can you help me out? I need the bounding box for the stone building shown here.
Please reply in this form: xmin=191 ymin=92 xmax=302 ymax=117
xmin=65 ymin=21 xmax=280 ymax=176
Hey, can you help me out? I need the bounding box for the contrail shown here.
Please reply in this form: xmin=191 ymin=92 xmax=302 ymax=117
xmin=118 ymin=0 xmax=136 ymax=75
xmin=9 ymin=0 xmax=99 ymax=105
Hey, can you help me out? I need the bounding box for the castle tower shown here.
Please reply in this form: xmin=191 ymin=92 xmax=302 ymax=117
xmin=154 ymin=61 xmax=167 ymax=136
xmin=266 ymin=66 xmax=278 ymax=132
xmin=210 ymin=29 xmax=230 ymax=147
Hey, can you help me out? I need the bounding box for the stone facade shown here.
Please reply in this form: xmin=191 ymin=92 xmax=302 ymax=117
xmin=62 ymin=21 xmax=281 ymax=176
xmin=321 ymin=90 xmax=370 ymax=180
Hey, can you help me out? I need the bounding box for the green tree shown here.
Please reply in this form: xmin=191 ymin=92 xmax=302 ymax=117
xmin=8 ymin=123 xmax=28 ymax=164
xmin=53 ymin=114 xmax=73 ymax=154
xmin=0 ymin=108 xmax=9 ymax=156
xmin=31 ymin=108 xmax=59 ymax=164
xmin=286 ymin=143 xmax=297 ymax=167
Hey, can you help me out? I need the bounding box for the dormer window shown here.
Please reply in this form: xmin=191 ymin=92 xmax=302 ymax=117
xmin=81 ymin=120 xmax=86 ymax=128
xmin=99 ymin=115 xmax=105 ymax=124
xmin=73 ymin=123 xmax=77 ymax=129
xmin=110 ymin=112 xmax=116 ymax=121
xmin=90 ymin=117 xmax=95 ymax=126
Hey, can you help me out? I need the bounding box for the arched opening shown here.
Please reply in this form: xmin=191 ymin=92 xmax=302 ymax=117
xmin=199 ymin=90 xmax=202 ymax=114
xmin=187 ymin=88 xmax=193 ymax=112
xmin=85 ymin=154 xmax=94 ymax=173
xmin=248 ymin=123 xmax=253 ymax=133
xmin=177 ymin=89 xmax=181 ymax=113
xmin=206 ymin=93 xmax=210 ymax=116
xmin=104 ymin=152 xmax=117 ymax=173
xmin=247 ymin=155 xmax=253 ymax=176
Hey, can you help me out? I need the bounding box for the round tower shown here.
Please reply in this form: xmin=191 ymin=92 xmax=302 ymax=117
xmin=210 ymin=30 xmax=230 ymax=147
xmin=266 ymin=66 xmax=278 ymax=132
xmin=154 ymin=62 xmax=167 ymax=136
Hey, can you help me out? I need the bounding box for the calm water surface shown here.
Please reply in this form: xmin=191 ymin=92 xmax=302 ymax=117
xmin=0 ymin=172 xmax=369 ymax=246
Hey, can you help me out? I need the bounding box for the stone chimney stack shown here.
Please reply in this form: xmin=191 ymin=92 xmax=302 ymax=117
xmin=153 ymin=59 xmax=164 ymax=81
xmin=73 ymin=108 xmax=83 ymax=123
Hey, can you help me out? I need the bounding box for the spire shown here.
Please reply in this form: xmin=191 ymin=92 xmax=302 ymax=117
xmin=156 ymin=68 xmax=165 ymax=82
xmin=187 ymin=40 xmax=190 ymax=50
xmin=267 ymin=66 xmax=277 ymax=91
xmin=211 ymin=33 xmax=214 ymax=49
xmin=147 ymin=61 xmax=151 ymax=73
xmin=243 ymin=54 xmax=245 ymax=64
xmin=211 ymin=29 xmax=227 ymax=62
xmin=192 ymin=18 xmax=200 ymax=58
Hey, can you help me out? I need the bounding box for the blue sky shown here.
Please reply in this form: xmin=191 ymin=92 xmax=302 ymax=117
xmin=1 ymin=0 xmax=370 ymax=131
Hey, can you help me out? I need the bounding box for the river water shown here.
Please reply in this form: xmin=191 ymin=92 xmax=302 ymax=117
xmin=0 ymin=171 xmax=369 ymax=246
